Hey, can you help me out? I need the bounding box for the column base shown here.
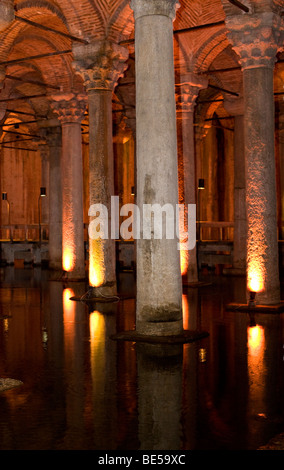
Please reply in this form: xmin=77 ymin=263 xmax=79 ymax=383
xmin=69 ymin=284 xmax=134 ymax=304
xmin=111 ymin=328 xmax=209 ymax=344
xmin=226 ymin=301 xmax=284 ymax=313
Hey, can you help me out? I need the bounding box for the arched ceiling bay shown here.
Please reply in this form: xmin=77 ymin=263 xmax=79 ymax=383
xmin=0 ymin=0 xmax=282 ymax=144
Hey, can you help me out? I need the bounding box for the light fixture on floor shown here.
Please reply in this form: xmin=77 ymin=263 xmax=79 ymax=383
xmin=248 ymin=290 xmax=256 ymax=308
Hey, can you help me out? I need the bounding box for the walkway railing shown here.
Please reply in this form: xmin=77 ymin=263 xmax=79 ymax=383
xmin=0 ymin=221 xmax=234 ymax=243
xmin=0 ymin=224 xmax=49 ymax=242
xmin=198 ymin=221 xmax=234 ymax=242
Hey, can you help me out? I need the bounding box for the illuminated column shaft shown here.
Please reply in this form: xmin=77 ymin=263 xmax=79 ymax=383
xmin=225 ymin=10 xmax=281 ymax=304
xmin=131 ymin=0 xmax=182 ymax=336
xmin=51 ymin=93 xmax=87 ymax=280
xmin=46 ymin=127 xmax=62 ymax=270
xmin=73 ymin=41 xmax=129 ymax=296
xmin=88 ymin=89 xmax=116 ymax=295
xmin=224 ymin=98 xmax=246 ymax=273
xmin=175 ymin=74 xmax=208 ymax=283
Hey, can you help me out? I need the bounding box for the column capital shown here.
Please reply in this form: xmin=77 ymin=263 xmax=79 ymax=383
xmin=72 ymin=40 xmax=129 ymax=92
xmin=175 ymin=73 xmax=208 ymax=113
xmin=130 ymin=0 xmax=180 ymax=20
xmin=49 ymin=92 xmax=87 ymax=124
xmin=224 ymin=11 xmax=281 ymax=69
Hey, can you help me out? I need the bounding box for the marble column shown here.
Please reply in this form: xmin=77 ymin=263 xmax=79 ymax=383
xmin=224 ymin=97 xmax=246 ymax=274
xmin=131 ymin=0 xmax=182 ymax=336
xmin=175 ymin=73 xmax=208 ymax=284
xmin=224 ymin=8 xmax=281 ymax=304
xmin=73 ymin=41 xmax=129 ymax=297
xmin=45 ymin=127 xmax=63 ymax=271
xmin=51 ymin=93 xmax=87 ymax=280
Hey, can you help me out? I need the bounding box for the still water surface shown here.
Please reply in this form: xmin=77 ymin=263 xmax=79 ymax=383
xmin=0 ymin=266 xmax=283 ymax=450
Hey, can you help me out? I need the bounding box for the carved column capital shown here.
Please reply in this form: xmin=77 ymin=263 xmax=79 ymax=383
xmin=130 ymin=0 xmax=180 ymax=20
xmin=224 ymin=11 xmax=281 ymax=69
xmin=72 ymin=40 xmax=129 ymax=92
xmin=175 ymin=73 xmax=208 ymax=113
xmin=49 ymin=92 xmax=87 ymax=124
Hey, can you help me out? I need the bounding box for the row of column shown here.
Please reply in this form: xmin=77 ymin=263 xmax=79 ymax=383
xmin=42 ymin=0 xmax=282 ymax=339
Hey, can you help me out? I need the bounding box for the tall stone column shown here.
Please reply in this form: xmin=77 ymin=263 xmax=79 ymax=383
xmin=73 ymin=41 xmax=129 ymax=297
xmin=175 ymin=73 xmax=208 ymax=284
xmin=224 ymin=97 xmax=246 ymax=274
xmin=224 ymin=8 xmax=281 ymax=304
xmin=38 ymin=142 xmax=49 ymax=225
xmin=130 ymin=0 xmax=183 ymax=336
xmin=51 ymin=93 xmax=87 ymax=280
xmin=45 ymin=127 xmax=63 ymax=271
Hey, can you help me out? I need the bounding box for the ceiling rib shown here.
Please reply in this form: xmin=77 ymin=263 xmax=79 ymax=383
xmin=0 ymin=50 xmax=72 ymax=67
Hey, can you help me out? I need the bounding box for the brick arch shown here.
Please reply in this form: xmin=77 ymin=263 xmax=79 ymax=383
xmin=0 ymin=0 xmax=70 ymax=61
xmin=106 ymin=1 xmax=134 ymax=43
xmin=16 ymin=0 xmax=68 ymax=26
xmin=193 ymin=28 xmax=229 ymax=73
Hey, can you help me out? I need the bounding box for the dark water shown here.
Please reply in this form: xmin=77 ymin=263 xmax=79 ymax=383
xmin=0 ymin=266 xmax=283 ymax=450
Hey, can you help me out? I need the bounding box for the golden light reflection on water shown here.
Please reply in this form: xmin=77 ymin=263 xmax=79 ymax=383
xmin=63 ymin=288 xmax=75 ymax=321
xmin=63 ymin=288 xmax=76 ymax=350
xmin=247 ymin=324 xmax=266 ymax=418
xmin=89 ymin=310 xmax=106 ymax=396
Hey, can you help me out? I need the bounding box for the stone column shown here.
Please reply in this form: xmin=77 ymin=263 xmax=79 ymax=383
xmin=51 ymin=93 xmax=87 ymax=280
xmin=38 ymin=142 xmax=49 ymax=225
xmin=175 ymin=73 xmax=208 ymax=284
xmin=224 ymin=8 xmax=281 ymax=304
xmin=73 ymin=40 xmax=129 ymax=297
xmin=224 ymin=97 xmax=246 ymax=274
xmin=0 ymin=0 xmax=14 ymax=32
xmin=130 ymin=0 xmax=182 ymax=336
xmin=45 ymin=127 xmax=63 ymax=271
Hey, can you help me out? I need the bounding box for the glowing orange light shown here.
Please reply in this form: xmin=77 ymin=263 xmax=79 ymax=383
xmin=63 ymin=248 xmax=75 ymax=272
xmin=182 ymin=294 xmax=189 ymax=330
xmin=180 ymin=250 xmax=188 ymax=276
xmin=89 ymin=239 xmax=105 ymax=287
xmin=247 ymin=266 xmax=264 ymax=293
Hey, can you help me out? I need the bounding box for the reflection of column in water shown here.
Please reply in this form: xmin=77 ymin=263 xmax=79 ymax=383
xmin=48 ymin=282 xmax=64 ymax=367
xmin=247 ymin=314 xmax=282 ymax=448
xmin=182 ymin=289 xmax=199 ymax=331
xmin=89 ymin=305 xmax=118 ymax=449
xmin=136 ymin=343 xmax=183 ymax=450
xmin=62 ymin=287 xmax=86 ymax=449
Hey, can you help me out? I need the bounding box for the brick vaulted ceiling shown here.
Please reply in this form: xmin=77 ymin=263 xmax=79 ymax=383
xmin=0 ymin=0 xmax=283 ymax=139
